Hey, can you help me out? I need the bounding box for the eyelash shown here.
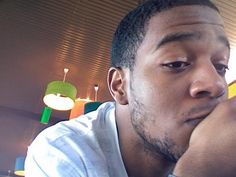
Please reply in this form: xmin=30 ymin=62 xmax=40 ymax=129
xmin=161 ymin=61 xmax=229 ymax=75
xmin=161 ymin=61 xmax=190 ymax=72
xmin=214 ymin=64 xmax=229 ymax=76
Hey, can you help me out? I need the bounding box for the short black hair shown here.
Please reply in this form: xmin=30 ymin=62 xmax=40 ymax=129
xmin=111 ymin=0 xmax=219 ymax=70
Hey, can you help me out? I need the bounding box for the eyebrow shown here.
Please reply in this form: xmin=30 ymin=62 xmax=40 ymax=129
xmin=156 ymin=32 xmax=199 ymax=50
xmin=156 ymin=32 xmax=230 ymax=50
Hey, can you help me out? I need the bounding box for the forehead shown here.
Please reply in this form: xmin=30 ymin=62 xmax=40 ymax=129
xmin=133 ymin=5 xmax=228 ymax=70
xmin=149 ymin=5 xmax=223 ymax=31
xmin=144 ymin=5 xmax=224 ymax=41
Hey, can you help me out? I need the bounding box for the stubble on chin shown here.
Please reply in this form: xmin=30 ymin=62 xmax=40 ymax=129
xmin=130 ymin=96 xmax=184 ymax=163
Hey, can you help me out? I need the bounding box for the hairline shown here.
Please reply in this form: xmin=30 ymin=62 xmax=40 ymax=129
xmin=111 ymin=1 xmax=220 ymax=71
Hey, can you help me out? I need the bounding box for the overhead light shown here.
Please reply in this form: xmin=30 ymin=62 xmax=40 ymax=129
xmin=94 ymin=84 xmax=99 ymax=101
xmin=43 ymin=68 xmax=77 ymax=111
xmin=70 ymin=84 xmax=102 ymax=118
xmin=69 ymin=98 xmax=92 ymax=120
xmin=83 ymin=84 xmax=102 ymax=114
xmin=14 ymin=156 xmax=25 ymax=176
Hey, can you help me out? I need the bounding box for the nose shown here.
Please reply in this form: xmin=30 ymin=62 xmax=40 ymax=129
xmin=189 ymin=64 xmax=226 ymax=99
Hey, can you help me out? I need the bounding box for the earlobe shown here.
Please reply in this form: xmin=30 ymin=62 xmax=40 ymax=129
xmin=107 ymin=67 xmax=128 ymax=105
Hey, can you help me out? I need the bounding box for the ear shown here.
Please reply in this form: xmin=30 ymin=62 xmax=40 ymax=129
xmin=107 ymin=67 xmax=128 ymax=105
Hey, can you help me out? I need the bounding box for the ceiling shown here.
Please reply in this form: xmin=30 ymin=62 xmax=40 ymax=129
xmin=0 ymin=0 xmax=235 ymax=120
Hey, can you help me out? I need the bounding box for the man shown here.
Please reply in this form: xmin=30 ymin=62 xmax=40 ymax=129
xmin=25 ymin=0 xmax=236 ymax=176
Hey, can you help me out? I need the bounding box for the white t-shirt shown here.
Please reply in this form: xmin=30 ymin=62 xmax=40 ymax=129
xmin=25 ymin=102 xmax=128 ymax=177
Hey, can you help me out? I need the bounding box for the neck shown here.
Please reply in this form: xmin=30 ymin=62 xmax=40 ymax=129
xmin=115 ymin=104 xmax=175 ymax=177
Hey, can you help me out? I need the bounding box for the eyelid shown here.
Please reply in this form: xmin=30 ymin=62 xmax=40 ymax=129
xmin=214 ymin=63 xmax=229 ymax=69
xmin=162 ymin=57 xmax=188 ymax=64
xmin=161 ymin=57 xmax=189 ymax=67
xmin=214 ymin=63 xmax=229 ymax=76
xmin=161 ymin=61 xmax=191 ymax=73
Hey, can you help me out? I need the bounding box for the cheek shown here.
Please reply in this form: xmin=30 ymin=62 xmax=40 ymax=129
xmin=131 ymin=77 xmax=192 ymax=151
xmin=132 ymin=76 xmax=185 ymax=113
xmin=133 ymin=76 xmax=188 ymax=118
xmin=131 ymin=79 xmax=174 ymax=128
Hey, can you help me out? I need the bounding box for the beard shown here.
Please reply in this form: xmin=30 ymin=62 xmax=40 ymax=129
xmin=129 ymin=87 xmax=183 ymax=163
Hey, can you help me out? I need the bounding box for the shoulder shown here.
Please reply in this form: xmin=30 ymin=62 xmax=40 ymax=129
xmin=25 ymin=102 xmax=116 ymax=176
xmin=30 ymin=101 xmax=116 ymax=148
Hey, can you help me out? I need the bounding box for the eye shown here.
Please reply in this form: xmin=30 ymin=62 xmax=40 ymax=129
xmin=161 ymin=61 xmax=190 ymax=72
xmin=214 ymin=64 xmax=229 ymax=76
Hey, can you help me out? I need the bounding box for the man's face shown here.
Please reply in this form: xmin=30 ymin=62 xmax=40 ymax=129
xmin=128 ymin=5 xmax=230 ymax=162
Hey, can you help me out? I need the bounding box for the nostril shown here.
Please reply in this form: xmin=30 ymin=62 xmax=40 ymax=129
xmin=195 ymin=91 xmax=210 ymax=98
xmin=216 ymin=89 xmax=226 ymax=98
xmin=194 ymin=89 xmax=226 ymax=99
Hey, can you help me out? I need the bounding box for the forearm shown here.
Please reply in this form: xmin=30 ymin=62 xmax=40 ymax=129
xmin=172 ymin=149 xmax=211 ymax=177
xmin=172 ymin=147 xmax=235 ymax=177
